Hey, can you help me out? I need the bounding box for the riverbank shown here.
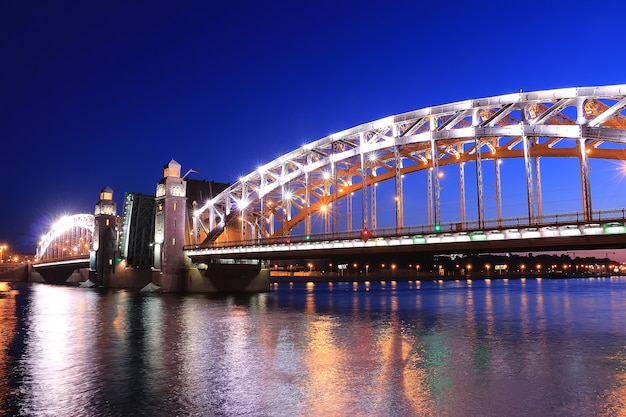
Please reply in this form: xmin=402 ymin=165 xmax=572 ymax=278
xmin=0 ymin=264 xmax=28 ymax=282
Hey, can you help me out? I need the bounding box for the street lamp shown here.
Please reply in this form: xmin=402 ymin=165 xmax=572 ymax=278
xmin=391 ymin=264 xmax=396 ymax=276
xmin=365 ymin=264 xmax=369 ymax=276
xmin=0 ymin=245 xmax=7 ymax=263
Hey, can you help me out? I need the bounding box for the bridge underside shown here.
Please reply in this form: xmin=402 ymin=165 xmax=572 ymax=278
xmin=180 ymin=261 xmax=269 ymax=293
xmin=34 ymin=264 xmax=84 ymax=284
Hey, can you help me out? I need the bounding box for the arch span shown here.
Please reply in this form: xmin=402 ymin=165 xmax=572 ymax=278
xmin=37 ymin=214 xmax=94 ymax=260
xmin=192 ymin=85 xmax=626 ymax=246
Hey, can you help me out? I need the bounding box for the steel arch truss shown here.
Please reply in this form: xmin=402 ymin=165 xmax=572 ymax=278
xmin=37 ymin=214 xmax=95 ymax=260
xmin=193 ymin=84 xmax=626 ymax=247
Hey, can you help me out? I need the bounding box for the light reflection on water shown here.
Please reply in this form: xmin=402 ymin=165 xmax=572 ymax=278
xmin=1 ymin=278 xmax=626 ymax=415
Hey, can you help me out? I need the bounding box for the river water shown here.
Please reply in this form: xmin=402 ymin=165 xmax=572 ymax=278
xmin=2 ymin=277 xmax=626 ymax=416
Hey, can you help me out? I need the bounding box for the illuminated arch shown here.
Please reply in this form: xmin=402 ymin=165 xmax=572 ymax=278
xmin=37 ymin=214 xmax=95 ymax=260
xmin=194 ymin=84 xmax=626 ymax=245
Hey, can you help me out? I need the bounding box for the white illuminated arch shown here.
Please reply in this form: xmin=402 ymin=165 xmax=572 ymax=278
xmin=37 ymin=214 xmax=95 ymax=259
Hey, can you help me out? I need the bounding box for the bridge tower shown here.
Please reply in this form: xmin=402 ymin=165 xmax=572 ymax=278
xmin=153 ymin=159 xmax=187 ymax=291
xmin=89 ymin=186 xmax=118 ymax=286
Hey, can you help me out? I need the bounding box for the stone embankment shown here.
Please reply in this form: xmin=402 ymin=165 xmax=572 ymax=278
xmin=0 ymin=264 xmax=28 ymax=282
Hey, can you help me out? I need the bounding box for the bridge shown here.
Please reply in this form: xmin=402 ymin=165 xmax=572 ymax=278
xmin=34 ymin=85 xmax=626 ymax=291
xmin=185 ymin=85 xmax=626 ymax=261
xmin=32 ymin=214 xmax=92 ymax=283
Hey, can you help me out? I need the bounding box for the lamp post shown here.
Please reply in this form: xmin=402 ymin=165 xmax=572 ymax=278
xmin=0 ymin=245 xmax=6 ymax=263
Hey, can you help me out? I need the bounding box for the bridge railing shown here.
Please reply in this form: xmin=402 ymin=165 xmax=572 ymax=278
xmin=185 ymin=208 xmax=626 ymax=250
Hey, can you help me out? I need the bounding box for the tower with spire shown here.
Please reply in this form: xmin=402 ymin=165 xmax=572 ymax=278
xmin=90 ymin=186 xmax=118 ymax=286
xmin=153 ymin=159 xmax=187 ymax=291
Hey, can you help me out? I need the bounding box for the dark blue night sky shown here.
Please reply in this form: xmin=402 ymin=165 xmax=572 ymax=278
xmin=2 ymin=0 xmax=626 ymax=252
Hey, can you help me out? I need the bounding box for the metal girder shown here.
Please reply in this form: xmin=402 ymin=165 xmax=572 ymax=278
xmin=480 ymin=103 xmax=516 ymax=127
xmin=527 ymin=98 xmax=575 ymax=125
xmin=588 ymin=97 xmax=626 ymax=127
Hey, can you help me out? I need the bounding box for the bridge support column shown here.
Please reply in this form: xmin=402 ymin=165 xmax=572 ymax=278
xmin=459 ymin=161 xmax=467 ymax=226
xmin=331 ymin=143 xmax=338 ymax=235
xmin=495 ymin=158 xmax=502 ymax=227
xmin=394 ymin=145 xmax=403 ymax=233
xmin=347 ymin=185 xmax=353 ymax=235
xmin=522 ymin=135 xmax=535 ymax=224
xmin=534 ymin=156 xmax=543 ymax=222
xmin=371 ymin=179 xmax=377 ymax=231
xmin=579 ymin=138 xmax=593 ymax=221
xmin=304 ymin=171 xmax=311 ymax=238
xmin=359 ymin=134 xmax=369 ymax=231
xmin=430 ymin=138 xmax=441 ymax=227
xmin=475 ymin=137 xmax=485 ymax=228
xmin=427 ymin=167 xmax=433 ymax=225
